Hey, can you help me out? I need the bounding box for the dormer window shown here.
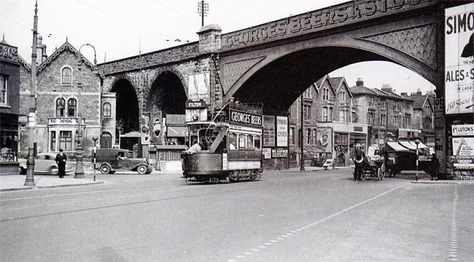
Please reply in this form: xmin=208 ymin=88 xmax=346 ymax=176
xmin=61 ymin=67 xmax=72 ymax=85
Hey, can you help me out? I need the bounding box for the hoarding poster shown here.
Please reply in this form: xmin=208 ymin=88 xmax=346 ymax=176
xmin=316 ymin=127 xmax=332 ymax=153
xmin=276 ymin=116 xmax=288 ymax=147
xmin=452 ymin=137 xmax=474 ymax=157
xmin=188 ymin=73 xmax=210 ymax=103
xmin=445 ymin=3 xmax=474 ymax=115
xmin=263 ymin=115 xmax=275 ymax=147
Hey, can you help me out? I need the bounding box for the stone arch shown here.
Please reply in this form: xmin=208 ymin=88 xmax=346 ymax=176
xmin=110 ymin=77 xmax=140 ymax=137
xmin=146 ymin=68 xmax=187 ymax=116
xmin=224 ymin=36 xmax=437 ymax=114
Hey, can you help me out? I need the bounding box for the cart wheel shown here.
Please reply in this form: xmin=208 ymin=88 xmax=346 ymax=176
xmin=377 ymin=167 xmax=382 ymax=181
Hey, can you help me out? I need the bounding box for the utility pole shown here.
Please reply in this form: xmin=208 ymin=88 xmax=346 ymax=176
xmin=300 ymin=94 xmax=305 ymax=171
xmin=197 ymin=0 xmax=209 ymax=27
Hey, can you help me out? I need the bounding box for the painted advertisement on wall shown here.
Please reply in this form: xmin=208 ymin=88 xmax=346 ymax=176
xmin=316 ymin=127 xmax=332 ymax=153
xmin=445 ymin=3 xmax=474 ymax=114
xmin=188 ymin=72 xmax=210 ymax=103
xmin=276 ymin=116 xmax=288 ymax=147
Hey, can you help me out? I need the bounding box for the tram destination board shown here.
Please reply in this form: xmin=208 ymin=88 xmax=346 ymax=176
xmin=229 ymin=109 xmax=263 ymax=128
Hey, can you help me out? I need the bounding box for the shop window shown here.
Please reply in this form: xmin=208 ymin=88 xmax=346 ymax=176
xmin=50 ymin=131 xmax=56 ymax=151
xmin=59 ymin=131 xmax=72 ymax=151
xmin=67 ymin=98 xmax=77 ymax=117
xmin=61 ymin=67 xmax=72 ymax=85
xmin=56 ymin=98 xmax=66 ymax=117
xmin=103 ymin=102 xmax=111 ymax=117
xmin=0 ymin=75 xmax=7 ymax=106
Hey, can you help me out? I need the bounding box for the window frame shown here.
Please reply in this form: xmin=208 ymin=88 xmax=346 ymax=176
xmin=67 ymin=98 xmax=77 ymax=117
xmin=61 ymin=66 xmax=73 ymax=85
xmin=56 ymin=98 xmax=66 ymax=117
xmin=103 ymin=102 xmax=112 ymax=118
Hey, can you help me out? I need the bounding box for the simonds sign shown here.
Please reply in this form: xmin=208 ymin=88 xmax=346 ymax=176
xmin=445 ymin=3 xmax=474 ymax=115
xmin=229 ymin=109 xmax=262 ymax=127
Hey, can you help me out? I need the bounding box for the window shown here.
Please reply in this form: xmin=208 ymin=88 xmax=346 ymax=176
xmin=67 ymin=98 xmax=77 ymax=117
xmin=322 ymin=87 xmax=330 ymax=100
xmin=239 ymin=134 xmax=246 ymax=149
xmin=61 ymin=67 xmax=72 ymax=85
xmin=0 ymin=75 xmax=7 ymax=105
xmin=100 ymin=132 xmax=113 ymax=148
xmin=368 ymin=111 xmax=375 ymax=125
xmin=56 ymin=98 xmax=66 ymax=117
xmin=103 ymin=102 xmax=112 ymax=117
xmin=229 ymin=133 xmax=237 ymax=150
xmin=322 ymin=107 xmax=328 ymax=122
xmin=290 ymin=127 xmax=295 ymax=145
xmin=312 ymin=129 xmax=317 ymax=145
xmin=59 ymin=131 xmax=73 ymax=151
xmin=340 ymin=91 xmax=346 ymax=103
xmin=247 ymin=135 xmax=254 ymax=149
xmin=50 ymin=131 xmax=56 ymax=151
xmin=254 ymin=135 xmax=261 ymax=149
xmin=303 ymin=104 xmax=311 ymax=120
xmin=306 ymin=129 xmax=311 ymax=144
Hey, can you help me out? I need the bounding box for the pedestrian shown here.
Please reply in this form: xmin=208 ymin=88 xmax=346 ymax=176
xmin=55 ymin=149 xmax=67 ymax=178
xmin=430 ymin=153 xmax=439 ymax=181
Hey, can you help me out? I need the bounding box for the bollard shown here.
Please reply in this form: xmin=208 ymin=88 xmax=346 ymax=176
xmin=24 ymin=148 xmax=35 ymax=186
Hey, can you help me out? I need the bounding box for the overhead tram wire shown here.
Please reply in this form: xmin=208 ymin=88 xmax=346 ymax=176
xmin=72 ymin=0 xmax=175 ymax=41
xmin=151 ymin=0 xmax=200 ymax=24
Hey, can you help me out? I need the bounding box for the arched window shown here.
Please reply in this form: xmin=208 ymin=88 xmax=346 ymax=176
xmin=103 ymin=102 xmax=111 ymax=117
xmin=61 ymin=67 xmax=72 ymax=85
xmin=100 ymin=132 xmax=113 ymax=149
xmin=56 ymin=98 xmax=66 ymax=117
xmin=67 ymin=98 xmax=77 ymax=117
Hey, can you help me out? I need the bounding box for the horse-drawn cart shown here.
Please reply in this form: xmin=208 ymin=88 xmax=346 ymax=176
xmin=354 ymin=155 xmax=385 ymax=181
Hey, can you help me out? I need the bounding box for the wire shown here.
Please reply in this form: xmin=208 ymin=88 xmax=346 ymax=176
xmin=151 ymin=0 xmax=199 ymax=23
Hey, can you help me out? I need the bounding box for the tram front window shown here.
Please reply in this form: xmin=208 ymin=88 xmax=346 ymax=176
xmin=247 ymin=135 xmax=254 ymax=149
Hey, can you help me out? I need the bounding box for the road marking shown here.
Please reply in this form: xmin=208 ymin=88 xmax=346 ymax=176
xmin=0 ymin=188 xmax=119 ymax=202
xmin=448 ymin=185 xmax=459 ymax=261
xmin=227 ymin=185 xmax=403 ymax=261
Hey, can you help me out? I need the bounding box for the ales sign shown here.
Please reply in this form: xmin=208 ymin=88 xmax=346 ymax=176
xmin=445 ymin=3 xmax=474 ymax=115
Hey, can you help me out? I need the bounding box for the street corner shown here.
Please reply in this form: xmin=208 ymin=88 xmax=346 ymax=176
xmin=0 ymin=175 xmax=104 ymax=192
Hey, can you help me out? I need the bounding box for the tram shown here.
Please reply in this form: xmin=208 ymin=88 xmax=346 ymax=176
xmin=181 ymin=105 xmax=263 ymax=183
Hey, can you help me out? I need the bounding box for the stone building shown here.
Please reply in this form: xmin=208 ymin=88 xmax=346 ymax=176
xmin=404 ymin=90 xmax=435 ymax=148
xmin=0 ymin=37 xmax=21 ymax=174
xmin=287 ymin=75 xmax=367 ymax=167
xmin=350 ymin=79 xmax=418 ymax=148
xmin=19 ymin=41 xmax=116 ymax=157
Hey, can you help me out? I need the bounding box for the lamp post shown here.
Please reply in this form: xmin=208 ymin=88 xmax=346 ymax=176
xmin=92 ymin=136 xmax=98 ymax=181
xmin=415 ymin=138 xmax=420 ymax=181
xmin=79 ymin=43 xmax=97 ymax=65
xmin=300 ymin=94 xmax=305 ymax=171
xmin=74 ymin=115 xmax=85 ymax=178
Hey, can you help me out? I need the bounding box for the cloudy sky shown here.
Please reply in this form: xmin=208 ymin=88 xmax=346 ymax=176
xmin=1 ymin=0 xmax=434 ymax=94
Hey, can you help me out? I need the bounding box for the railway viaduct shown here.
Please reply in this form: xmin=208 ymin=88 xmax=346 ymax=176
xmin=97 ymin=0 xmax=471 ymax=171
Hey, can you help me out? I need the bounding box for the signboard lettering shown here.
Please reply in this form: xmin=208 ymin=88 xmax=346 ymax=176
xmin=452 ymin=124 xmax=474 ymax=136
xmin=445 ymin=3 xmax=474 ymax=115
xmin=229 ymin=109 xmax=262 ymax=127
xmin=276 ymin=116 xmax=288 ymax=147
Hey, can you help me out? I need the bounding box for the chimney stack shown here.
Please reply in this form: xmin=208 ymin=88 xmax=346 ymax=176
xmin=356 ymin=78 xmax=364 ymax=87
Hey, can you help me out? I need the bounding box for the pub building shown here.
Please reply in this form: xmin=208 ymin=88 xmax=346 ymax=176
xmin=0 ymin=36 xmax=21 ymax=174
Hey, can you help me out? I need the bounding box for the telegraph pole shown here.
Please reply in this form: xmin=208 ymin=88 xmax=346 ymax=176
xmin=197 ymin=0 xmax=209 ymax=27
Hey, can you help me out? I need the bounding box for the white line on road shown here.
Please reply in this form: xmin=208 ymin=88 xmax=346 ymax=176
xmin=227 ymin=184 xmax=403 ymax=261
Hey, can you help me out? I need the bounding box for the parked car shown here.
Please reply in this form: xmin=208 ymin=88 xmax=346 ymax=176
xmin=19 ymin=152 xmax=74 ymax=175
xmin=95 ymin=148 xmax=152 ymax=175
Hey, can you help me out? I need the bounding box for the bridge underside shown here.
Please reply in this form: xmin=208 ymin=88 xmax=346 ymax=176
xmin=233 ymin=47 xmax=387 ymax=114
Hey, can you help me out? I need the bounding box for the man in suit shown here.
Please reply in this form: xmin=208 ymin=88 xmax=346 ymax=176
xmin=55 ymin=149 xmax=67 ymax=178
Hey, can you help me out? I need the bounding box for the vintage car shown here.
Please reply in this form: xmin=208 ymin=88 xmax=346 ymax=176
xmin=19 ymin=152 xmax=74 ymax=175
xmin=95 ymin=148 xmax=152 ymax=175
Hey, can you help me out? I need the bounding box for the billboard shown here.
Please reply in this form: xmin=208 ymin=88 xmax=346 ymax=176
xmin=316 ymin=127 xmax=332 ymax=153
xmin=445 ymin=3 xmax=474 ymax=115
xmin=276 ymin=116 xmax=288 ymax=147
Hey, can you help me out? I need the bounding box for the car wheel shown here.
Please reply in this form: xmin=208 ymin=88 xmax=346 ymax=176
xmin=50 ymin=166 xmax=58 ymax=175
xmin=100 ymin=164 xmax=112 ymax=174
xmin=137 ymin=165 xmax=147 ymax=175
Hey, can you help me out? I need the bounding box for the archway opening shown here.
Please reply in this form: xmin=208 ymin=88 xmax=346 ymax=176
xmin=147 ymin=71 xmax=187 ymax=143
xmin=111 ymin=79 xmax=140 ymax=138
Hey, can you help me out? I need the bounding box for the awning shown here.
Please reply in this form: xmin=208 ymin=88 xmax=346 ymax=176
xmin=386 ymin=142 xmax=409 ymax=152
xmin=399 ymin=141 xmax=428 ymax=151
xmin=167 ymin=126 xmax=187 ymax=137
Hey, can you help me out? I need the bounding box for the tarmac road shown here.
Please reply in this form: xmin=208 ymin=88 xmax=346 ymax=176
xmin=0 ymin=169 xmax=473 ymax=262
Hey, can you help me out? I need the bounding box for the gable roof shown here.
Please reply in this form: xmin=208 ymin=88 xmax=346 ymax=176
xmin=17 ymin=55 xmax=31 ymax=72
xmin=350 ymin=83 xmax=377 ymax=96
xmin=37 ymin=41 xmax=97 ymax=73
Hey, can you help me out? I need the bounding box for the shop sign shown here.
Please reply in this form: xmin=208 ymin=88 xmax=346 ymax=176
xmin=185 ymin=99 xmax=207 ymax=109
xmin=453 ymin=157 xmax=474 ymax=170
xmin=445 ymin=3 xmax=474 ymax=115
xmin=229 ymin=109 xmax=262 ymax=127
xmin=452 ymin=124 xmax=474 ymax=136
xmin=271 ymin=148 xmax=288 ymax=158
xmin=276 ymin=116 xmax=288 ymax=147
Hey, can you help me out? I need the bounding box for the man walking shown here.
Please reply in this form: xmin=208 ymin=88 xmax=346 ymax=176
xmin=55 ymin=149 xmax=67 ymax=178
xmin=431 ymin=153 xmax=439 ymax=181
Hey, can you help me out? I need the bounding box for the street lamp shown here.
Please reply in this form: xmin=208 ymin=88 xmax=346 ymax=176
xmin=79 ymin=43 xmax=97 ymax=65
xmin=415 ymin=138 xmax=420 ymax=181
xmin=74 ymin=115 xmax=85 ymax=179
xmin=92 ymin=136 xmax=98 ymax=181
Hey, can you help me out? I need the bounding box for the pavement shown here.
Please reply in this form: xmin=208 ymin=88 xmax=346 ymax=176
xmin=1 ymin=165 xmax=472 ymax=191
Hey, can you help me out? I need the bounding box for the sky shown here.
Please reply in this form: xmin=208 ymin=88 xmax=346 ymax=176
xmin=0 ymin=0 xmax=434 ymax=94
